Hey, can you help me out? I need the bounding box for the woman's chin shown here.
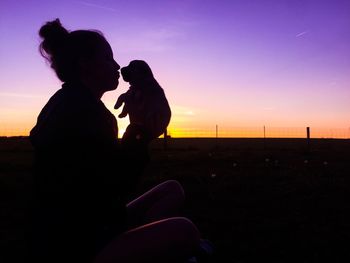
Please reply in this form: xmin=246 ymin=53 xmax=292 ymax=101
xmin=109 ymin=81 xmax=119 ymax=91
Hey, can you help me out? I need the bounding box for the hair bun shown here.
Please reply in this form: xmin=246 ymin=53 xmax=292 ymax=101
xmin=39 ymin=18 xmax=69 ymax=55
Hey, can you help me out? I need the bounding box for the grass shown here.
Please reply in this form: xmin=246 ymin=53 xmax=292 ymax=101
xmin=1 ymin=137 xmax=350 ymax=262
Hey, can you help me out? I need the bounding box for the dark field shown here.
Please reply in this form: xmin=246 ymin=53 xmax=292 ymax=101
xmin=1 ymin=137 xmax=350 ymax=262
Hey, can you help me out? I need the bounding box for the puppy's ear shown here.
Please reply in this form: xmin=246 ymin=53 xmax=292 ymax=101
xmin=132 ymin=60 xmax=154 ymax=79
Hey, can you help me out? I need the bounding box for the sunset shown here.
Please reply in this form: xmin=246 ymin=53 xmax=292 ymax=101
xmin=1 ymin=1 xmax=350 ymax=262
xmin=1 ymin=0 xmax=349 ymax=138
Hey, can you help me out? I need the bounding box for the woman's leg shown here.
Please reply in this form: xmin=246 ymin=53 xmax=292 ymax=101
xmin=127 ymin=180 xmax=185 ymax=228
xmin=94 ymin=217 xmax=200 ymax=263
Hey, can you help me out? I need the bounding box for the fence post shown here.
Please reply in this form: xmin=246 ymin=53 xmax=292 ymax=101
xmin=263 ymin=125 xmax=266 ymax=150
xmin=163 ymin=128 xmax=168 ymax=150
xmin=215 ymin=124 xmax=218 ymax=148
xmin=306 ymin=127 xmax=310 ymax=151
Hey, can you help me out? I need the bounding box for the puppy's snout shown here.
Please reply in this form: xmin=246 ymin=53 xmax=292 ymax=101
xmin=121 ymin=66 xmax=131 ymax=82
xmin=120 ymin=66 xmax=127 ymax=77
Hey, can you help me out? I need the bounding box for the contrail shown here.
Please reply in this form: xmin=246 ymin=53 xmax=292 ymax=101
xmin=77 ymin=1 xmax=116 ymax=12
xmin=0 ymin=92 xmax=43 ymax=99
xmin=296 ymin=31 xmax=308 ymax=37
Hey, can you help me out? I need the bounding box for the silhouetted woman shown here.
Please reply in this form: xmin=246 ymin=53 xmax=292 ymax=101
xmin=30 ymin=19 xmax=201 ymax=263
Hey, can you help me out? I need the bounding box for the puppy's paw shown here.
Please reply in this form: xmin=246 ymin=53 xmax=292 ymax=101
xmin=114 ymin=93 xmax=127 ymax=109
xmin=117 ymin=101 xmax=129 ymax=118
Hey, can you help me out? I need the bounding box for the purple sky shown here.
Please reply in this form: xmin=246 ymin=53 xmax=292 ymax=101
xmin=1 ymin=0 xmax=350 ymax=137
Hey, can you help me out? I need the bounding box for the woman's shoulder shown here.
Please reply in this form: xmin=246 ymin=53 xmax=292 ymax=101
xmin=34 ymin=88 xmax=66 ymax=125
xmin=30 ymin=86 xmax=88 ymax=141
xmin=45 ymin=83 xmax=97 ymax=116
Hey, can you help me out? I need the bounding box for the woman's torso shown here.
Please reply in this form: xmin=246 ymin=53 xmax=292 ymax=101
xmin=30 ymin=82 xmax=128 ymax=262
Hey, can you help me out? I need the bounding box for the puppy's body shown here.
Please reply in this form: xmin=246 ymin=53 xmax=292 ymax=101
xmin=115 ymin=60 xmax=171 ymax=138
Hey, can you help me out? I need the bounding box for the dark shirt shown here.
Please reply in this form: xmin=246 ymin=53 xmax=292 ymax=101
xmin=29 ymin=82 xmax=149 ymax=262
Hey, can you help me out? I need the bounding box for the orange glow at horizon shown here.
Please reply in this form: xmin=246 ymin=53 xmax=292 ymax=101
xmin=1 ymin=99 xmax=349 ymax=139
xmin=1 ymin=124 xmax=349 ymax=139
xmin=1 ymin=100 xmax=349 ymax=139
xmin=164 ymin=126 xmax=350 ymax=139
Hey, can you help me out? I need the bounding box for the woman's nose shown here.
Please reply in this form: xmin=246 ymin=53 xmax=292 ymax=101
xmin=114 ymin=61 xmax=120 ymax=71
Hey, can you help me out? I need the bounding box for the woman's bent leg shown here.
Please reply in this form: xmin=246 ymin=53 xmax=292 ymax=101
xmin=127 ymin=180 xmax=185 ymax=228
xmin=94 ymin=217 xmax=200 ymax=263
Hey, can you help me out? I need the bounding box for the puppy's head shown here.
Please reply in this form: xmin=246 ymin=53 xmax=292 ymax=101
xmin=121 ymin=60 xmax=154 ymax=86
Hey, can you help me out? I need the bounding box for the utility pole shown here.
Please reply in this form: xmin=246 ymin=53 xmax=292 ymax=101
xmin=263 ymin=125 xmax=266 ymax=150
xmin=215 ymin=124 xmax=218 ymax=148
xmin=163 ymin=128 xmax=168 ymax=150
xmin=306 ymin=127 xmax=311 ymax=152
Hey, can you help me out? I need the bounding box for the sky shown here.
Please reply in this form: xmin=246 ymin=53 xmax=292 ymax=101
xmin=1 ymin=0 xmax=350 ymax=138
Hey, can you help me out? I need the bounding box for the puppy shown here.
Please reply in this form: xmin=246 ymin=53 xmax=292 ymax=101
xmin=114 ymin=60 xmax=171 ymax=139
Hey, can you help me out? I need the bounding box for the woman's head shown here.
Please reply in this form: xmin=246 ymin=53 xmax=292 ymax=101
xmin=39 ymin=19 xmax=120 ymax=96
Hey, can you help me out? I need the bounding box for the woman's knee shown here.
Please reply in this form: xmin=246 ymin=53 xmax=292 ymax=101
xmin=168 ymin=217 xmax=200 ymax=250
xmin=162 ymin=180 xmax=185 ymax=200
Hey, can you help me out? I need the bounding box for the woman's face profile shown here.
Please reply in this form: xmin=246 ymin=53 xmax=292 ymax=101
xmin=81 ymin=40 xmax=121 ymax=94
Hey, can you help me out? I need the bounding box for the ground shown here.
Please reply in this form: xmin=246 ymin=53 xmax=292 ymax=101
xmin=1 ymin=137 xmax=350 ymax=262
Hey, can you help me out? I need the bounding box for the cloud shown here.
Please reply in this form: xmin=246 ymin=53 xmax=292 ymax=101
xmin=115 ymin=27 xmax=184 ymax=53
xmin=296 ymin=31 xmax=308 ymax=38
xmin=112 ymin=17 xmax=199 ymax=53
xmin=172 ymin=105 xmax=197 ymax=116
xmin=263 ymin=107 xmax=275 ymax=111
xmin=185 ymin=111 xmax=195 ymax=116
xmin=0 ymin=92 xmax=43 ymax=99
xmin=76 ymin=1 xmax=116 ymax=12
